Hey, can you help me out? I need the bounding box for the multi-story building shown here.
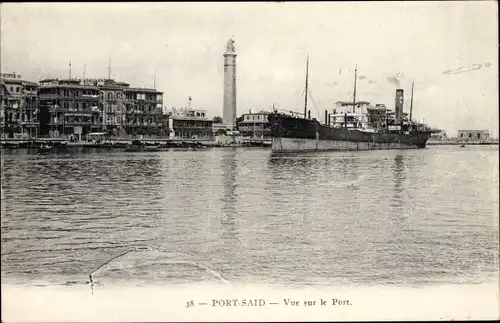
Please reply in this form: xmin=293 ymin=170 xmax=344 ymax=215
xmin=38 ymin=78 xmax=101 ymax=139
xmin=84 ymin=78 xmax=128 ymax=137
xmin=237 ymin=110 xmax=271 ymax=138
xmin=124 ymin=87 xmax=163 ymax=137
xmin=166 ymin=107 xmax=213 ymax=139
xmin=38 ymin=78 xmax=164 ymax=139
xmin=0 ymin=73 xmax=39 ymax=138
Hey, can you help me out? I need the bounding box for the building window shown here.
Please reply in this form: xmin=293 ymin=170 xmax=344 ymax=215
xmin=468 ymin=133 xmax=472 ymax=138
xmin=108 ymin=92 xmax=114 ymax=100
xmin=460 ymin=133 xmax=464 ymax=138
xmin=477 ymin=133 xmax=481 ymax=139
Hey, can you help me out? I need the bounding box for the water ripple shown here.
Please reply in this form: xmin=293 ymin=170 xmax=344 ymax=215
xmin=1 ymin=146 xmax=498 ymax=287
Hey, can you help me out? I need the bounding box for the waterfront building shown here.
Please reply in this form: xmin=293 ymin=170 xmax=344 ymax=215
xmin=160 ymin=113 xmax=170 ymax=138
xmin=213 ymin=122 xmax=227 ymax=135
xmin=458 ymin=129 xmax=490 ymax=141
xmin=92 ymin=79 xmax=128 ymax=137
xmin=237 ymin=110 xmax=272 ymax=138
xmin=38 ymin=78 xmax=101 ymax=139
xmin=223 ymin=38 xmax=237 ymax=130
xmin=0 ymin=73 xmax=39 ymax=138
xmin=166 ymin=107 xmax=213 ymax=139
xmin=38 ymin=78 xmax=164 ymax=139
xmin=124 ymin=86 xmax=163 ymax=137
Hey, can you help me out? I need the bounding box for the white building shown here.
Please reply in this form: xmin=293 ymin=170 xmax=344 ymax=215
xmin=164 ymin=107 xmax=212 ymax=139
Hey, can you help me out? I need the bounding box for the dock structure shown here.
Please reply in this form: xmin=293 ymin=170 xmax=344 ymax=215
xmin=0 ymin=136 xmax=272 ymax=149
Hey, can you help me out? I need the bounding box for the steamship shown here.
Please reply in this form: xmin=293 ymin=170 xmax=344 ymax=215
xmin=268 ymin=58 xmax=439 ymax=152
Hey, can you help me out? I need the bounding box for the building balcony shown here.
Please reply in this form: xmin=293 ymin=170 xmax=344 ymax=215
xmin=4 ymin=121 xmax=21 ymax=125
xmin=20 ymin=121 xmax=39 ymax=125
xmin=49 ymin=121 xmax=101 ymax=126
xmin=24 ymin=90 xmax=38 ymax=96
xmin=2 ymin=106 xmax=22 ymax=111
xmin=124 ymin=123 xmax=160 ymax=127
xmin=81 ymin=94 xmax=100 ymax=99
xmin=125 ymin=111 xmax=159 ymax=115
xmin=39 ymin=94 xmax=60 ymax=100
xmin=5 ymin=93 xmax=23 ymax=99
xmin=63 ymin=111 xmax=93 ymax=116
xmin=78 ymin=96 xmax=100 ymax=101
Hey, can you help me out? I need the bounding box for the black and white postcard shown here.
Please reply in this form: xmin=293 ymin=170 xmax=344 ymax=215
xmin=1 ymin=2 xmax=498 ymax=321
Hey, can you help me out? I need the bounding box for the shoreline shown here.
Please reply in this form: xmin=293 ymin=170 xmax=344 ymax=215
xmin=427 ymin=140 xmax=499 ymax=146
xmin=0 ymin=138 xmax=272 ymax=149
xmin=0 ymin=138 xmax=497 ymax=150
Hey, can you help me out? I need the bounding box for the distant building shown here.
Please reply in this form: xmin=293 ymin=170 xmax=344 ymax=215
xmin=94 ymin=79 xmax=128 ymax=137
xmin=237 ymin=110 xmax=271 ymax=138
xmin=166 ymin=107 xmax=213 ymax=139
xmin=430 ymin=130 xmax=448 ymax=141
xmin=123 ymin=86 xmax=163 ymax=137
xmin=458 ymin=130 xmax=490 ymax=141
xmin=212 ymin=122 xmax=227 ymax=135
xmin=0 ymin=73 xmax=39 ymax=138
xmin=38 ymin=78 xmax=101 ymax=139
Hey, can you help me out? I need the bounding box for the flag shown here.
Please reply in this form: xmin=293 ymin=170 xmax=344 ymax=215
xmin=189 ymin=96 xmax=192 ymax=101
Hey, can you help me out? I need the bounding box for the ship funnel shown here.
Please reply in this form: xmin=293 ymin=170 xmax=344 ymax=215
xmin=395 ymin=89 xmax=404 ymax=125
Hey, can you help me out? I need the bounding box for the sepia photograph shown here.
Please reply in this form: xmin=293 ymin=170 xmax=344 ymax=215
xmin=1 ymin=1 xmax=498 ymax=321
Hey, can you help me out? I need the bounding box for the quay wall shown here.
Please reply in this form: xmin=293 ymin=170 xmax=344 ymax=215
xmin=427 ymin=140 xmax=499 ymax=145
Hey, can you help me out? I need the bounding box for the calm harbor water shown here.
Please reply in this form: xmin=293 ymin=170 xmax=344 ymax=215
xmin=1 ymin=146 xmax=498 ymax=288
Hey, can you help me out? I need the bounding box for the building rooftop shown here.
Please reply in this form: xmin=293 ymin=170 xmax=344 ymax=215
xmin=125 ymin=87 xmax=162 ymax=94
xmin=38 ymin=78 xmax=161 ymax=93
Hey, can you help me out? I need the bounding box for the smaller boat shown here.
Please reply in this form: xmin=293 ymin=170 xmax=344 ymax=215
xmin=38 ymin=144 xmax=53 ymax=153
xmin=125 ymin=140 xmax=160 ymax=152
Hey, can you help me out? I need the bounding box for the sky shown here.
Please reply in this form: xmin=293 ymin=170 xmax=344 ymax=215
xmin=1 ymin=2 xmax=498 ymax=137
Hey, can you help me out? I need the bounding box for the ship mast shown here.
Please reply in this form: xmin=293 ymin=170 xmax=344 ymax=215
xmin=352 ymin=65 xmax=357 ymax=112
xmin=409 ymin=78 xmax=414 ymax=122
xmin=304 ymin=54 xmax=309 ymax=119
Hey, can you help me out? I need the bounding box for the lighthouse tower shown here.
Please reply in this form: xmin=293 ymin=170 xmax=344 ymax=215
xmin=223 ymin=38 xmax=237 ymax=130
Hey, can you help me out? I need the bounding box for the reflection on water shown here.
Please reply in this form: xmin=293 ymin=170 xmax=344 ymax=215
xmin=1 ymin=146 xmax=499 ymax=288
xmin=392 ymin=154 xmax=405 ymax=208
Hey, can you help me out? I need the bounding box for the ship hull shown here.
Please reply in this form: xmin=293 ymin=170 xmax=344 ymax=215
xmin=272 ymin=137 xmax=421 ymax=152
xmin=268 ymin=114 xmax=433 ymax=153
